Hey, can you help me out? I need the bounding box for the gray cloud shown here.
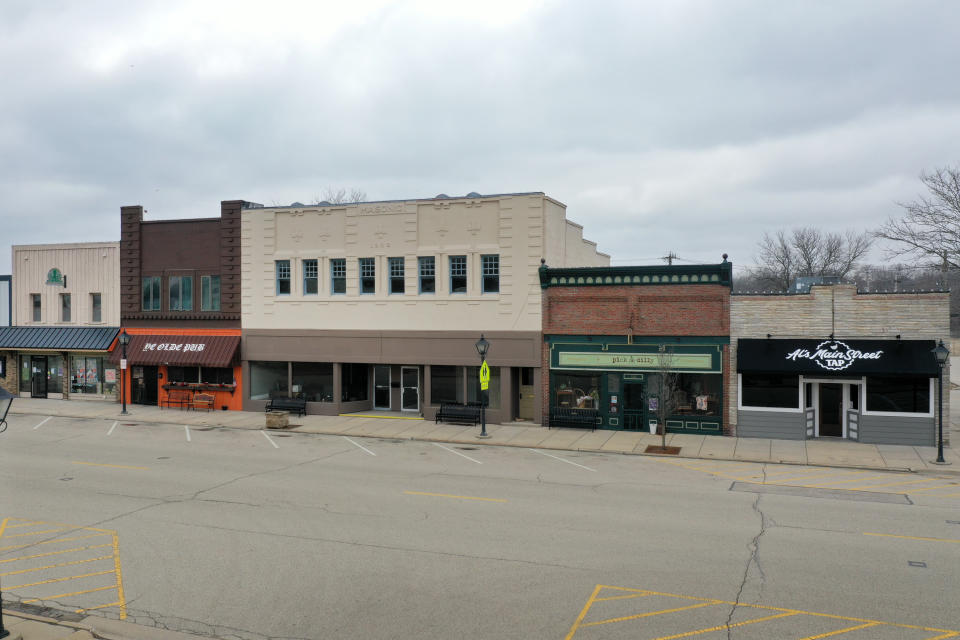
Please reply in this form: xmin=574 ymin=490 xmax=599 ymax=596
xmin=2 ymin=0 xmax=958 ymax=276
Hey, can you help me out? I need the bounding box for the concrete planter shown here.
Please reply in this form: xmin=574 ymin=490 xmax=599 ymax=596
xmin=266 ymin=410 xmax=290 ymax=429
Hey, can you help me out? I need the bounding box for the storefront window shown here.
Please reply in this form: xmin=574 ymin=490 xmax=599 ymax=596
xmin=250 ymin=361 xmax=288 ymax=400
xmin=675 ymin=373 xmax=721 ymax=416
xmin=168 ymin=366 xmax=233 ymax=385
xmin=866 ymin=376 xmax=930 ymax=413
xmin=741 ymin=374 xmax=800 ymax=409
xmin=293 ymin=362 xmax=334 ymax=402
xmin=431 ymin=365 xmax=463 ymax=404
xmin=553 ymin=372 xmax=601 ymax=410
xmin=342 ymin=363 xmax=368 ymax=401
xmin=20 ymin=358 xmax=30 ymax=393
xmin=467 ymin=366 xmax=500 ymax=409
xmin=70 ymin=356 xmax=116 ymax=395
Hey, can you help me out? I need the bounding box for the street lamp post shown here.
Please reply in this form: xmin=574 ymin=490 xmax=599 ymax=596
xmin=0 ymin=386 xmax=13 ymax=639
xmin=118 ymin=330 xmax=131 ymax=416
xmin=932 ymin=339 xmax=950 ymax=464
xmin=475 ymin=334 xmax=490 ymax=438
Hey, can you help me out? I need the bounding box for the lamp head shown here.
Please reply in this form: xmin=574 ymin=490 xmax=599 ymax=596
xmin=475 ymin=334 xmax=490 ymax=359
xmin=932 ymin=339 xmax=950 ymax=366
xmin=118 ymin=330 xmax=130 ymax=347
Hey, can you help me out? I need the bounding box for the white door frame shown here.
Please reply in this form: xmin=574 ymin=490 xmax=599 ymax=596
xmin=374 ymin=365 xmax=391 ymax=410
xmin=401 ymin=366 xmax=419 ymax=412
xmin=802 ymin=377 xmax=861 ymax=438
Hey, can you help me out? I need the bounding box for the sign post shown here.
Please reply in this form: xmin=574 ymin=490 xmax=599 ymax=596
xmin=479 ymin=360 xmax=490 ymax=437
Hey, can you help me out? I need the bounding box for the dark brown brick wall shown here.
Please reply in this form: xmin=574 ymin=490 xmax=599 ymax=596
xmin=543 ymin=284 xmax=730 ymax=336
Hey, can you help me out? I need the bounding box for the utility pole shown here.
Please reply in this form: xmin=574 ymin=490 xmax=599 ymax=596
xmin=661 ymin=251 xmax=678 ymax=266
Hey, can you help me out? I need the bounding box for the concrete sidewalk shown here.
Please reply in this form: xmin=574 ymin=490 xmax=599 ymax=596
xmin=8 ymin=397 xmax=960 ymax=474
xmin=1 ymin=608 xmax=204 ymax=640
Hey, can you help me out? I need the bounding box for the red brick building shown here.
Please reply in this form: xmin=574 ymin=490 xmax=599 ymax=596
xmin=539 ymin=259 xmax=732 ymax=434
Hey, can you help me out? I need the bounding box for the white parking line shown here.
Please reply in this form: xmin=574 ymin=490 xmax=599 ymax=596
xmin=106 ymin=421 xmax=118 ymax=436
xmin=433 ymin=442 xmax=482 ymax=464
xmin=184 ymin=425 xmax=191 ymax=442
xmin=529 ymin=448 xmax=596 ymax=472
xmin=260 ymin=430 xmax=280 ymax=449
xmin=32 ymin=417 xmax=52 ymax=430
xmin=344 ymin=436 xmax=376 ymax=456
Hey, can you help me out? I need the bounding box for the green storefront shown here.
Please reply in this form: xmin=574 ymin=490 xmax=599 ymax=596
xmin=547 ymin=336 xmax=727 ymax=432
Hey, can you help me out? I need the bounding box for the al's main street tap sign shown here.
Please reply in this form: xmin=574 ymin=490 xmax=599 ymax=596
xmin=785 ymin=340 xmax=883 ymax=372
xmin=737 ymin=338 xmax=939 ymax=376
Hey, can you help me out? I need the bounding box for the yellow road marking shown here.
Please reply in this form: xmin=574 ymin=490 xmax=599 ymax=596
xmin=0 ymin=554 xmax=113 ymax=577
xmin=595 ymin=593 xmax=652 ymax=602
xmin=924 ymin=632 xmax=960 ymax=639
xmin=564 ymin=584 xmax=603 ymax=640
xmin=0 ymin=532 xmax=111 ymax=552
xmin=864 ymin=532 xmax=960 ymax=544
xmin=5 ymin=521 xmax=45 ymax=529
xmin=798 ymin=621 xmax=881 ymax=639
xmin=113 ymin=531 xmax=127 ymax=619
xmin=736 ymin=470 xmax=856 ymax=483
xmin=802 ymin=475 xmax=889 ymax=487
xmin=930 ymin=490 xmax=960 ymax=498
xmin=651 ymin=612 xmax=799 ymax=639
xmin=3 ymin=517 xmax=113 ymax=534
xmin=7 ymin=569 xmax=115 ymax=590
xmin=581 ymin=602 xmax=718 ymax=628
xmin=403 ymin=491 xmax=507 ymax=503
xmin=845 ymin=477 xmax=946 ymax=491
xmin=0 ymin=518 xmax=7 ymax=539
xmin=760 ymin=470 xmax=872 ymax=484
xmin=72 ymin=461 xmax=148 ymax=471
xmin=0 ymin=543 xmax=112 ymax=564
xmin=22 ymin=583 xmax=118 ymax=604
xmin=904 ymin=483 xmax=960 ymax=493
xmin=2 ymin=527 xmax=70 ymax=538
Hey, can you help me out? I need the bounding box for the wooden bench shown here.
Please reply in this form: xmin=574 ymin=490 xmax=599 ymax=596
xmin=265 ymin=396 xmax=307 ymax=417
xmin=549 ymin=407 xmax=598 ymax=430
xmin=435 ymin=402 xmax=481 ymax=425
xmin=162 ymin=389 xmax=193 ymax=410
xmin=191 ymin=393 xmax=215 ymax=411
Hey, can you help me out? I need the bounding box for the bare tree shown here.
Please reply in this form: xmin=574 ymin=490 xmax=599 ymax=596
xmin=875 ymin=166 xmax=960 ymax=270
xmin=651 ymin=344 xmax=681 ymax=449
xmin=751 ymin=227 xmax=873 ymax=291
xmin=312 ymin=187 xmax=368 ymax=205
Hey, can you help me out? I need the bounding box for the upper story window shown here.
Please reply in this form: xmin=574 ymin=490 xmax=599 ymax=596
xmin=359 ymin=258 xmax=376 ymax=294
xmin=60 ymin=293 xmax=71 ymax=322
xmin=169 ymin=275 xmax=193 ymax=311
xmin=201 ymin=276 xmax=220 ymax=311
xmin=450 ymin=255 xmax=467 ymax=294
xmin=31 ymin=294 xmax=41 ymax=322
xmin=142 ymin=277 xmax=161 ymax=311
xmin=91 ymin=293 xmax=102 ymax=322
xmin=482 ymin=255 xmax=500 ymax=293
xmin=331 ymin=259 xmax=346 ymax=294
xmin=418 ymin=257 xmax=435 ymax=294
xmin=389 ymin=257 xmax=405 ymax=294
xmin=276 ymin=260 xmax=291 ymax=295
xmin=303 ymin=259 xmax=319 ymax=295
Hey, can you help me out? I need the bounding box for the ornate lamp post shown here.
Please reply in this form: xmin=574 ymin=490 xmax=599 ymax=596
xmin=118 ymin=330 xmax=131 ymax=416
xmin=0 ymin=386 xmax=12 ymax=638
xmin=475 ymin=334 xmax=490 ymax=438
xmin=932 ymin=339 xmax=950 ymax=464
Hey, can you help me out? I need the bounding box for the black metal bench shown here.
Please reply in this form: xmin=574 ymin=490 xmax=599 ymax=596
xmin=435 ymin=402 xmax=481 ymax=425
xmin=549 ymin=407 xmax=598 ymax=430
xmin=265 ymin=396 xmax=307 ymax=417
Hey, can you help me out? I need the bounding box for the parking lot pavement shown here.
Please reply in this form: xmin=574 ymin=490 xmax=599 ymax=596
xmin=8 ymin=397 xmax=960 ymax=473
xmin=565 ymin=584 xmax=960 ymax=639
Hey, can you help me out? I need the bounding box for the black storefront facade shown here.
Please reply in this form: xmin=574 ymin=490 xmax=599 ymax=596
xmin=736 ymin=338 xmax=940 ymax=445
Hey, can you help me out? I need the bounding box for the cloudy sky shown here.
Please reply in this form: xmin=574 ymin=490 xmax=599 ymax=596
xmin=2 ymin=0 xmax=958 ymax=274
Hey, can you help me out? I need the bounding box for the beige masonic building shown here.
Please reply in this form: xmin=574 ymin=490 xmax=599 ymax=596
xmin=240 ymin=192 xmax=607 ymax=423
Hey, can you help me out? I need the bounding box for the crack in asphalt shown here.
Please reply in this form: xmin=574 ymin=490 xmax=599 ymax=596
xmin=726 ymin=465 xmax=769 ymax=639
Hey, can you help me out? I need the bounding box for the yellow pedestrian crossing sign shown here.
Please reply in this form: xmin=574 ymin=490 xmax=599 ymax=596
xmin=479 ymin=360 xmax=490 ymax=391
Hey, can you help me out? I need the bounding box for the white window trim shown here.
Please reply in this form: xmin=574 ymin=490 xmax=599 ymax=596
xmin=737 ymin=373 xmax=803 ymax=413
xmin=861 ymin=376 xmax=935 ymax=418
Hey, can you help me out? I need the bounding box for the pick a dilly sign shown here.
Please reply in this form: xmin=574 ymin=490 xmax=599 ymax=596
xmin=785 ymin=340 xmax=883 ymax=372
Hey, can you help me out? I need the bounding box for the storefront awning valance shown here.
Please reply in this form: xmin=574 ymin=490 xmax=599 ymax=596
xmin=0 ymin=326 xmax=119 ymax=351
xmin=737 ymin=338 xmax=939 ymax=376
xmin=110 ymin=335 xmax=240 ymax=368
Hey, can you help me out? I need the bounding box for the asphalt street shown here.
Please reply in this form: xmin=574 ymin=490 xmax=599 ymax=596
xmin=1 ymin=413 xmax=958 ymax=639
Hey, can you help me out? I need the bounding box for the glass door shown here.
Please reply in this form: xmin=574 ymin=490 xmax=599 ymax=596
xmin=374 ymin=365 xmax=391 ymax=410
xmin=30 ymin=356 xmax=47 ymax=398
xmin=401 ymin=366 xmax=419 ymax=412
